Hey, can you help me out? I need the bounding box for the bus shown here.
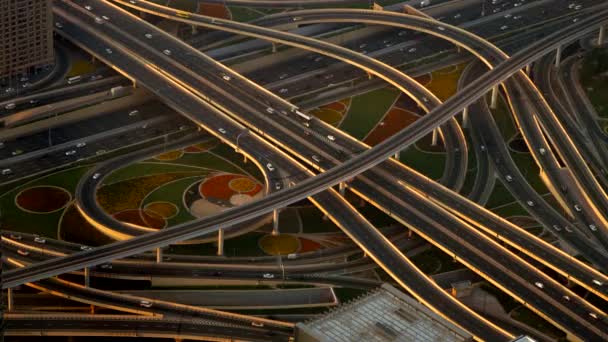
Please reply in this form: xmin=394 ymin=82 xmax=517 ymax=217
xmin=295 ymin=110 xmax=312 ymax=121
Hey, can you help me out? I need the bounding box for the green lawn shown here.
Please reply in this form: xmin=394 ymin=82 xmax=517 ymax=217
xmin=142 ymin=176 xmax=202 ymax=226
xmin=400 ymin=146 xmax=447 ymax=181
xmin=339 ymin=87 xmax=400 ymax=140
xmin=580 ymin=48 xmax=608 ymax=118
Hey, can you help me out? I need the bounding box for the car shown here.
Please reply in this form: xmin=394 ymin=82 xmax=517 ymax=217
xmin=565 ymin=226 xmax=574 ymax=233
xmin=92 ymin=173 xmax=101 ymax=180
xmin=574 ymin=204 xmax=582 ymax=212
xmin=105 ymin=48 xmax=113 ymax=54
xmin=422 ymin=97 xmax=429 ymax=103
xmin=19 ymin=76 xmax=28 ymax=82
xmin=96 ymin=149 xmax=107 ymax=155
xmin=453 ymin=13 xmax=461 ymax=19
xmin=514 ymin=2 xmax=521 ymax=6
xmin=293 ymin=17 xmax=301 ymax=21
xmin=324 ymin=74 xmax=334 ymax=80
xmin=9 ymin=234 xmax=22 ymax=240
xmin=222 ymin=74 xmax=231 ymax=81
xmin=34 ymin=237 xmax=46 ymax=244
xmin=102 ymin=15 xmax=110 ymax=20
xmin=552 ymin=225 xmax=562 ymax=231
xmin=279 ymin=73 xmax=288 ymax=80
xmin=534 ymin=281 xmax=544 ymax=289
xmin=504 ymin=14 xmax=512 ymax=18
xmin=514 ymin=15 xmax=522 ymax=20
xmin=262 ymin=273 xmax=275 ymax=279
xmin=408 ymin=47 xmax=417 ymax=53
xmin=139 ymin=300 xmax=153 ymax=308
xmin=266 ymin=163 xmax=275 ymax=171
xmin=287 ymin=253 xmax=297 ymax=259
xmin=266 ymin=107 xmax=274 ymax=114
xmin=2 ymin=168 xmax=12 ymax=175
xmin=568 ymin=3 xmax=576 ymax=8
xmin=359 ymin=43 xmax=367 ymax=49
xmin=275 ymin=182 xmax=282 ymax=190
xmin=21 ymin=82 xmax=31 ymax=89
xmin=304 ymin=130 xmax=311 ymax=136
xmin=539 ymin=148 xmax=546 ymax=155
xmin=95 ymin=17 xmax=103 ymax=24
xmin=574 ymin=5 xmax=582 ymax=10
xmin=327 ymin=135 xmax=335 ymax=141
xmin=80 ymin=246 xmax=92 ymax=251
xmin=145 ymin=33 xmax=153 ymax=39
xmin=592 ymin=279 xmax=604 ymax=286
xmin=65 ymin=150 xmax=76 ymax=156
xmin=500 ymin=25 xmax=508 ymax=30
xmin=398 ymin=30 xmax=407 ymax=36
xmin=12 ymin=149 xmax=23 ymax=156
xmin=572 ymin=18 xmax=579 ymax=23
xmin=437 ymin=26 xmax=446 ymax=31
xmin=55 ymin=22 xmax=63 ymax=28
xmin=313 ymin=57 xmax=323 ymax=62
xmin=100 ymin=264 xmax=112 ymax=269
xmin=128 ymin=110 xmax=139 ymax=117
xmin=589 ymin=224 xmax=597 ymax=232
xmin=563 ymin=295 xmax=571 ymax=301
xmin=312 ymin=155 xmax=321 ymax=162
xmin=251 ymin=321 xmax=264 ymax=327
xmin=163 ymin=49 xmax=171 ymax=56
xmin=218 ymin=128 xmax=227 ymax=134
xmin=589 ymin=312 xmax=599 ymax=319
xmin=279 ymin=88 xmax=288 ymax=94
xmin=302 ymin=122 xmax=310 ymax=127
xmin=526 ymin=200 xmax=534 ymax=207
xmin=17 ymin=250 xmax=29 ymax=256
xmin=480 ymin=145 xmax=486 ymax=151
xmin=76 ymin=142 xmax=86 ymax=148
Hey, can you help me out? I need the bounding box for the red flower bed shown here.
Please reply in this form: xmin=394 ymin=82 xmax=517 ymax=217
xmin=200 ymin=174 xmax=262 ymax=201
xmin=16 ymin=186 xmax=70 ymax=213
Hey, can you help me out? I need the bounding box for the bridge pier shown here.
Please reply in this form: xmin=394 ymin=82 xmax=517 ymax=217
xmin=555 ymin=45 xmax=562 ymax=67
xmin=272 ymin=43 xmax=277 ymax=53
xmin=525 ymin=64 xmax=531 ymax=75
xmin=339 ymin=182 xmax=347 ymax=196
xmin=490 ymin=85 xmax=499 ymax=109
xmin=90 ymin=304 xmax=96 ymax=314
xmin=84 ymin=267 xmax=91 ymax=287
xmin=431 ymin=128 xmax=439 ymax=146
xmin=272 ymin=209 xmax=280 ymax=235
xmin=462 ymin=106 xmax=469 ymax=128
xmin=7 ymin=288 xmax=14 ymax=311
xmin=599 ymin=25 xmax=606 ymax=46
xmin=394 ymin=150 xmax=400 ymax=160
xmin=217 ymin=228 xmax=224 ymax=256
xmin=156 ymin=247 xmax=163 ymax=263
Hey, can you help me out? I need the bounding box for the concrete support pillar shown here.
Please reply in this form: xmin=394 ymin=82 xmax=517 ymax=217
xmin=431 ymin=128 xmax=439 ymax=146
xmin=90 ymin=305 xmax=96 ymax=314
xmin=555 ymin=45 xmax=562 ymax=67
xmin=156 ymin=248 xmax=163 ymax=263
xmin=339 ymin=182 xmax=346 ymax=196
xmin=217 ymin=228 xmax=224 ymax=256
xmin=272 ymin=43 xmax=277 ymax=53
xmin=132 ymin=80 xmax=137 ymax=88
xmin=84 ymin=267 xmax=90 ymax=288
xmin=462 ymin=106 xmax=469 ymax=128
xmin=525 ymin=64 xmax=531 ymax=75
xmin=367 ymin=72 xmax=372 ymax=80
xmin=490 ymin=85 xmax=499 ymax=109
xmin=191 ymin=25 xmax=198 ymax=35
xmin=272 ymin=209 xmax=279 ymax=236
xmin=407 ymin=229 xmax=413 ymax=238
xmin=7 ymin=288 xmax=14 ymax=311
xmin=243 ymin=155 xmax=247 ymax=163
xmin=394 ymin=150 xmax=400 ymax=160
xmin=599 ymin=25 xmax=605 ymax=46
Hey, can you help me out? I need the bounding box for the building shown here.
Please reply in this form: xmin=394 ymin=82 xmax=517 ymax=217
xmin=296 ymin=284 xmax=473 ymax=342
xmin=0 ymin=0 xmax=54 ymax=80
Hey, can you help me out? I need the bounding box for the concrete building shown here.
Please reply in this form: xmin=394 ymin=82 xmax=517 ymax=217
xmin=296 ymin=284 xmax=473 ymax=342
xmin=0 ymin=0 xmax=54 ymax=80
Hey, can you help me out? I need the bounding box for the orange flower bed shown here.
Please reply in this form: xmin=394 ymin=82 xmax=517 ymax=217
xmin=323 ymin=101 xmax=347 ymax=112
xmin=200 ymin=174 xmax=262 ymax=201
xmin=155 ymin=150 xmax=184 ymax=161
xmin=199 ymin=3 xmax=231 ymax=19
xmin=364 ymin=108 xmax=418 ymax=146
xmin=16 ymin=186 xmax=70 ymax=213
xmin=113 ymin=209 xmax=165 ymax=229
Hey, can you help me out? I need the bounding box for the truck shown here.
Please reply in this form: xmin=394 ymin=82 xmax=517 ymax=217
xmin=67 ymin=75 xmax=82 ymax=84
xmin=110 ymin=86 xmax=128 ymax=98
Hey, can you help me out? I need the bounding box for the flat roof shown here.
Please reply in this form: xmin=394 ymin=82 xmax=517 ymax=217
xmin=297 ymin=284 xmax=473 ymax=342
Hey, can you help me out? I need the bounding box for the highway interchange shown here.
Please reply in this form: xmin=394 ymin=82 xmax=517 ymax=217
xmin=3 ymin=0 xmax=608 ymax=341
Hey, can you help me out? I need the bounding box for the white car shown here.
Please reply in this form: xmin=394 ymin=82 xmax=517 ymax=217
xmin=592 ymin=279 xmax=604 ymax=286
xmin=526 ymin=200 xmax=534 ymax=207
xmin=145 ymin=33 xmax=153 ymax=39
xmin=55 ymin=22 xmax=63 ymax=28
xmin=85 ymin=6 xmax=92 ymax=10
xmin=80 ymin=246 xmax=92 ymax=251
xmin=437 ymin=26 xmax=446 ymax=31
xmin=275 ymin=182 xmax=282 ymax=190
xmin=163 ymin=49 xmax=172 ymax=56
xmin=266 ymin=107 xmax=275 ymax=114
xmin=222 ymin=74 xmax=231 ymax=81
xmin=279 ymin=73 xmax=288 ymax=80
xmin=589 ymin=224 xmax=597 ymax=232
xmin=102 ymin=15 xmax=110 ymax=20
xmin=327 ymin=135 xmax=335 ymax=141
xmin=279 ymin=88 xmax=288 ymax=94
xmin=1 ymin=168 xmax=12 ymax=175
xmin=505 ymin=175 xmax=513 ymax=182
xmin=10 ymin=234 xmax=22 ymax=240
xmin=539 ymin=148 xmax=546 ymax=155
xmin=534 ymin=281 xmax=544 ymax=289
xmin=408 ymin=47 xmax=417 ymax=53
xmin=34 ymin=237 xmax=46 ymax=244
xmin=574 ymin=204 xmax=582 ymax=212
xmin=552 ymin=225 xmax=562 ymax=231
xmin=262 ymin=273 xmax=275 ymax=279
xmin=95 ymin=17 xmax=103 ymax=24
xmin=76 ymin=142 xmax=86 ymax=148
xmin=92 ymin=173 xmax=101 ymax=180
xmin=129 ymin=110 xmax=139 ymax=116
xmin=105 ymin=48 xmax=113 ymax=54
xmin=500 ymin=25 xmax=508 ymax=30
xmin=266 ymin=163 xmax=275 ymax=171
xmin=140 ymin=300 xmax=153 ymax=308
xmin=65 ymin=150 xmax=77 ymax=156
xmin=218 ymin=128 xmax=227 ymax=134
xmin=312 ymin=155 xmax=321 ymax=162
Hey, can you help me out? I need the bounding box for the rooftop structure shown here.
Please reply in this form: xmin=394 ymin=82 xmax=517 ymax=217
xmin=296 ymin=284 xmax=473 ymax=342
xmin=0 ymin=0 xmax=54 ymax=80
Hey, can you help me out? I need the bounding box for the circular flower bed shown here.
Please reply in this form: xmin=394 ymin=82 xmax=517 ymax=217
xmin=145 ymin=201 xmax=178 ymax=219
xmin=200 ymin=174 xmax=262 ymax=201
xmin=154 ymin=150 xmax=184 ymax=161
xmin=259 ymin=234 xmax=300 ymax=255
xmin=16 ymin=186 xmax=71 ymax=213
xmin=113 ymin=209 xmax=166 ymax=229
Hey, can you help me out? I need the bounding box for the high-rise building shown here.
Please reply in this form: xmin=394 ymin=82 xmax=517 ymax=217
xmin=0 ymin=0 xmax=54 ymax=80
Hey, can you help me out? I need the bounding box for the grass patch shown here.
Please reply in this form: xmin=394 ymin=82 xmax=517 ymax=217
xmin=580 ymin=48 xmax=608 ymax=118
xmin=228 ymin=7 xmax=264 ymax=22
xmin=142 ymin=176 xmax=201 ymax=226
xmin=339 ymin=87 xmax=400 ymax=140
xmin=400 ymin=146 xmax=446 ymax=180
